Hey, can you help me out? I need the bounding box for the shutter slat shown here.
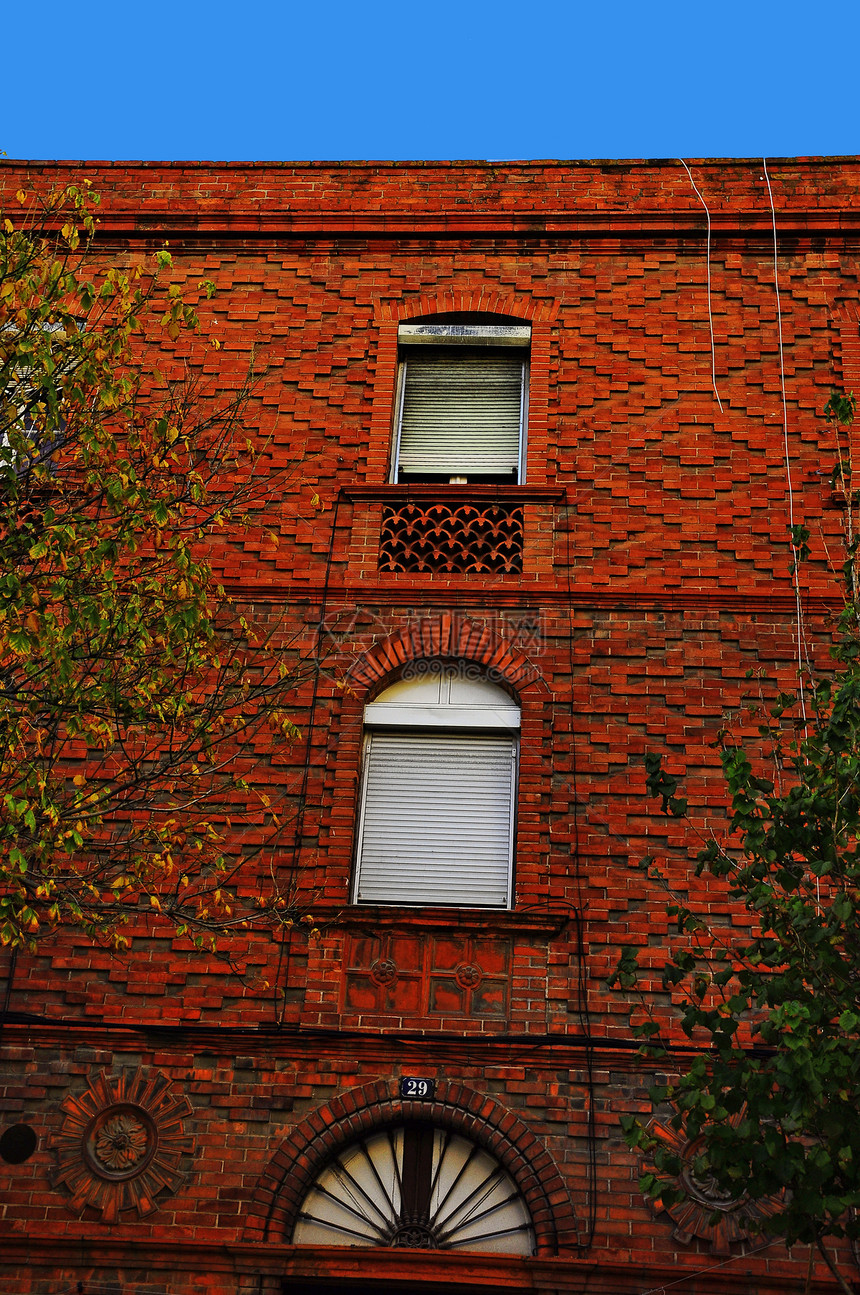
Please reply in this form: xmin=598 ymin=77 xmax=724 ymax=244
xmin=355 ymin=734 xmax=515 ymax=907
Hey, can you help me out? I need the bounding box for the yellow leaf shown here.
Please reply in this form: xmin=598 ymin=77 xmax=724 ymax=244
xmin=73 ymin=775 xmax=85 ymax=787
xmin=3 ymin=218 xmax=13 ymax=234
xmin=16 ymin=190 xmax=25 ymax=205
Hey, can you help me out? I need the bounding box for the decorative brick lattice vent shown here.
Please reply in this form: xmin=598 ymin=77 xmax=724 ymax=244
xmin=379 ymin=502 xmax=523 ymax=573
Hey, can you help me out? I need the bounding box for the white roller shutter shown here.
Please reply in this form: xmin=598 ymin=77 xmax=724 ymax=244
xmin=395 ymin=349 xmax=524 ymax=479
xmin=353 ymin=732 xmax=516 ymax=907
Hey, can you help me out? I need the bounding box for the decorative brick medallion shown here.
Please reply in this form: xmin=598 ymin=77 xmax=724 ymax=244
xmin=370 ymin=957 xmax=398 ymax=986
xmin=379 ymin=502 xmax=523 ymax=573
xmin=87 ymin=1105 xmax=155 ymax=1179
xmin=643 ymin=1113 xmax=778 ymax=1255
xmin=52 ymin=1068 xmax=192 ymax=1224
xmin=454 ymin=962 xmax=483 ymax=989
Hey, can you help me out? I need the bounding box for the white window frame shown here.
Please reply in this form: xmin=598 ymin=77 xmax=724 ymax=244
xmin=351 ymin=671 xmax=520 ymax=909
xmin=391 ymin=322 xmax=530 ymax=485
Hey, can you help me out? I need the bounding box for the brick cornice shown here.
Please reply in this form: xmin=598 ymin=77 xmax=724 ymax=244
xmin=74 ymin=209 xmax=860 ymax=243
xmin=0 ymin=1234 xmax=815 ymax=1295
xmin=0 ymin=1016 xmax=676 ymax=1067
xmin=222 ymin=580 xmax=839 ymax=616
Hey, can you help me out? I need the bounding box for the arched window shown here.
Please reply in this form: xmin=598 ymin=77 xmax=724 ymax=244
xmin=292 ymin=1123 xmax=535 ymax=1255
xmin=392 ymin=317 xmax=530 ymax=484
xmin=352 ymin=668 xmax=519 ymax=908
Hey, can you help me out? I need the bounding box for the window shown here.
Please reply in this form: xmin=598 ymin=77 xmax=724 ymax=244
xmin=352 ymin=669 xmax=519 ymax=908
xmin=392 ymin=321 xmax=530 ymax=484
xmin=1 ymin=322 xmax=68 ymax=480
xmin=0 ymin=409 xmax=64 ymax=480
xmin=292 ymin=1123 xmax=534 ymax=1254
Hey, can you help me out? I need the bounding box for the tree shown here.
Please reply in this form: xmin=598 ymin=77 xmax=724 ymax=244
xmin=611 ymin=393 xmax=860 ymax=1292
xmin=0 ymin=182 xmax=310 ymax=955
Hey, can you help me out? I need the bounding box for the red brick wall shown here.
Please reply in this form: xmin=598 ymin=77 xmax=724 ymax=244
xmin=0 ymin=158 xmax=857 ymax=1294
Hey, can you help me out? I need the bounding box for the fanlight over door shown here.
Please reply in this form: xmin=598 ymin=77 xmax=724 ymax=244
xmin=292 ymin=1124 xmax=534 ymax=1255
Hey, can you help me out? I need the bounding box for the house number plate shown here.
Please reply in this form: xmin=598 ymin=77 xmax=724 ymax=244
xmin=400 ymin=1078 xmax=436 ymax=1099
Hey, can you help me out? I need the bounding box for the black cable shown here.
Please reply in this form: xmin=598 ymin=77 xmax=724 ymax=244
xmin=561 ymin=483 xmax=598 ymax=1249
xmin=572 ymin=905 xmax=598 ymax=1249
xmin=0 ymin=946 xmax=18 ymax=1056
xmin=3 ymin=1008 xmax=744 ymax=1056
xmin=272 ymin=488 xmax=344 ymax=1028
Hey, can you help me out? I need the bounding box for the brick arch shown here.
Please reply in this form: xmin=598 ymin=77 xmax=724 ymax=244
xmin=243 ymin=1079 xmax=578 ymax=1256
xmin=345 ymin=613 xmax=549 ymax=698
xmin=829 ymin=302 xmax=860 ymax=389
xmin=830 ymin=301 xmax=860 ymax=326
xmin=375 ymin=288 xmax=559 ymax=324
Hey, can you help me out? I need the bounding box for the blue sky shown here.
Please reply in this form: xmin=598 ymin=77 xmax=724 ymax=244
xmin=5 ymin=0 xmax=858 ymax=163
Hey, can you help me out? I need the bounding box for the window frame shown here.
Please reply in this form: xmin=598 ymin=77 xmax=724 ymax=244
xmin=390 ymin=322 xmax=530 ymax=486
xmin=351 ymin=671 xmax=520 ymax=910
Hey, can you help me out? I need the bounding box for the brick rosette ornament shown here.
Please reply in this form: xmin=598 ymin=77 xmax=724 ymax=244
xmin=642 ymin=1112 xmax=778 ymax=1255
xmin=52 ymin=1068 xmax=192 ymax=1223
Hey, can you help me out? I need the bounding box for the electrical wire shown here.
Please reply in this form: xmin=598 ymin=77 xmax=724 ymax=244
xmin=273 ymin=487 xmax=344 ymax=1027
xmin=2 ymin=1008 xmax=740 ymax=1055
xmin=677 ymin=160 xmax=724 ymax=412
xmin=0 ymin=946 xmax=17 ymax=1055
xmin=762 ymin=158 xmax=809 ymax=728
xmin=561 ymin=486 xmax=598 ymax=1249
xmin=572 ymin=906 xmax=598 ymax=1250
xmin=639 ymin=1236 xmax=781 ymax=1294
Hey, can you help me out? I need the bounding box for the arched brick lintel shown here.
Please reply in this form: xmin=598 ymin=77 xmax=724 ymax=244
xmin=375 ymin=289 xmax=559 ymax=324
xmin=831 ymin=301 xmax=860 ymax=326
xmin=345 ymin=614 xmax=549 ymax=699
xmin=830 ymin=303 xmax=860 ymax=389
xmin=243 ymin=1079 xmax=578 ymax=1257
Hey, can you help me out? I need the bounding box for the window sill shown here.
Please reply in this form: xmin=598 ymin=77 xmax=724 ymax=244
xmin=343 ymin=484 xmax=565 ymax=504
xmin=315 ymin=905 xmax=570 ymax=936
xmin=830 ymin=487 xmax=860 ymax=509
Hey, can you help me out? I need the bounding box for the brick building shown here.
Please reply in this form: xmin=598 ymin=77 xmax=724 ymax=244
xmin=1 ymin=156 xmax=859 ymax=1294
